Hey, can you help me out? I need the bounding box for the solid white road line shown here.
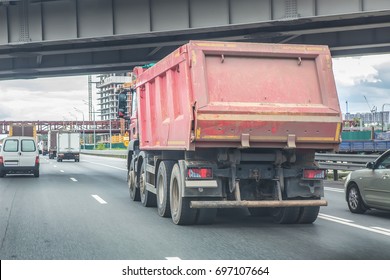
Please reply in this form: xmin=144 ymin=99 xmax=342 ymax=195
xmin=318 ymin=214 xmax=390 ymax=237
xmin=318 ymin=213 xmax=353 ymax=223
xmin=91 ymin=195 xmax=107 ymax=204
xmin=83 ymin=160 xmax=127 ymax=171
xmin=70 ymin=178 xmax=78 ymax=182
xmin=371 ymin=227 xmax=390 ymax=234
xmin=165 ymin=257 xmax=182 ymax=260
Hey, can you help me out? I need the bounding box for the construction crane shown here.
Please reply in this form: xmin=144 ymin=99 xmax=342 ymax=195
xmin=364 ymin=95 xmax=377 ymax=113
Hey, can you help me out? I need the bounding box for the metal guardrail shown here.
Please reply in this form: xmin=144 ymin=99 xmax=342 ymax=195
xmin=315 ymin=153 xmax=378 ymax=171
xmin=81 ymin=149 xmax=127 ymax=158
xmin=315 ymin=153 xmax=380 ymax=180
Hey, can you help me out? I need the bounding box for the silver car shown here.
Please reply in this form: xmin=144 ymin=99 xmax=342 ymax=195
xmin=344 ymin=149 xmax=390 ymax=213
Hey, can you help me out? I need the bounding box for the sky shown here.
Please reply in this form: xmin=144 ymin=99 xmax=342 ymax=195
xmin=332 ymin=54 xmax=390 ymax=114
xmin=0 ymin=54 xmax=390 ymax=122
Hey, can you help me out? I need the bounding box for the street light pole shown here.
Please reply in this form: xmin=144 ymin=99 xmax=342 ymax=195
xmin=83 ymin=100 xmax=96 ymax=149
xmin=69 ymin=112 xmax=78 ymax=131
xmin=74 ymin=107 xmax=85 ymax=149
xmin=381 ymin=103 xmax=390 ymax=132
xmin=109 ymin=110 xmax=112 ymax=150
xmin=93 ymin=108 xmax=96 ymax=149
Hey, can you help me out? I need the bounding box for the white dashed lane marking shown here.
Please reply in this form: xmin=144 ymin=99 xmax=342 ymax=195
xmin=324 ymin=187 xmax=344 ymax=193
xmin=83 ymin=160 xmax=127 ymax=171
xmin=70 ymin=178 xmax=78 ymax=182
xmin=91 ymin=195 xmax=107 ymax=204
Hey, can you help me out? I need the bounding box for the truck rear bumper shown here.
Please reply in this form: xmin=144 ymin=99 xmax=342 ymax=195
xmin=58 ymin=153 xmax=79 ymax=160
xmin=190 ymin=199 xmax=327 ymax=209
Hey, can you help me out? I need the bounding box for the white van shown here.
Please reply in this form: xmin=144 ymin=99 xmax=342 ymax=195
xmin=0 ymin=136 xmax=40 ymax=177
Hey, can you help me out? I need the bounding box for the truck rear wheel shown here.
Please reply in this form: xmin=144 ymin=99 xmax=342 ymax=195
xmin=297 ymin=206 xmax=320 ymax=224
xmin=156 ymin=161 xmax=174 ymax=217
xmin=128 ymin=164 xmax=140 ymax=201
xmin=140 ymin=161 xmax=156 ymax=207
xmin=170 ymin=164 xmax=197 ymax=225
xmin=271 ymin=207 xmax=300 ymax=224
xmin=248 ymin=207 xmax=270 ymax=217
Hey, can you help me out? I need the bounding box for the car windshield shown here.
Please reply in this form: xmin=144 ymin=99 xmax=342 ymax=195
xmin=3 ymin=139 xmax=18 ymax=152
xmin=377 ymin=153 xmax=390 ymax=169
xmin=21 ymin=139 xmax=36 ymax=152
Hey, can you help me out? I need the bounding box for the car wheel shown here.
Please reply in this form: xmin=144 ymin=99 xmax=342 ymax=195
xmin=347 ymin=184 xmax=367 ymax=214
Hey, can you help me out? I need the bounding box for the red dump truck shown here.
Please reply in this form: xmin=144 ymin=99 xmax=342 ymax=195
xmin=118 ymin=41 xmax=342 ymax=225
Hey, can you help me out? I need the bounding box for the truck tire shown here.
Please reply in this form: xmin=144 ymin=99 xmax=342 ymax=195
xmin=0 ymin=171 xmax=5 ymax=178
xmin=271 ymin=207 xmax=300 ymax=224
xmin=297 ymin=206 xmax=320 ymax=224
xmin=156 ymin=161 xmax=174 ymax=217
xmin=140 ymin=161 xmax=157 ymax=207
xmin=128 ymin=164 xmax=140 ymax=201
xmin=170 ymin=164 xmax=197 ymax=225
xmin=248 ymin=208 xmax=270 ymax=217
xmin=34 ymin=169 xmax=40 ymax=178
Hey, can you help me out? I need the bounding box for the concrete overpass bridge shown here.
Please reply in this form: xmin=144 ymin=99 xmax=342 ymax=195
xmin=0 ymin=0 xmax=390 ymax=80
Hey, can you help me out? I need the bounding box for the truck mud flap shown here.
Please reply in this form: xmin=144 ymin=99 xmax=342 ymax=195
xmin=190 ymin=199 xmax=327 ymax=209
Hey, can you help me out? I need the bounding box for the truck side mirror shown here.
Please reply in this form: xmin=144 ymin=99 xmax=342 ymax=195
xmin=118 ymin=91 xmax=128 ymax=118
xmin=366 ymin=162 xmax=374 ymax=169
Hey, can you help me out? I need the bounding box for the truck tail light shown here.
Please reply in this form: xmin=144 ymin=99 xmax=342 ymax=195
xmin=35 ymin=156 xmax=39 ymax=165
xmin=303 ymin=169 xmax=326 ymax=180
xmin=0 ymin=156 xmax=3 ymax=165
xmin=187 ymin=167 xmax=212 ymax=179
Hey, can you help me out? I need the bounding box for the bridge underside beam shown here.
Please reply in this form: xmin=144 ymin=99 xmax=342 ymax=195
xmin=0 ymin=0 xmax=390 ymax=79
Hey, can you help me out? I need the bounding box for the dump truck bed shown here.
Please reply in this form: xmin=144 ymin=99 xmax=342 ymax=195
xmin=135 ymin=41 xmax=342 ymax=151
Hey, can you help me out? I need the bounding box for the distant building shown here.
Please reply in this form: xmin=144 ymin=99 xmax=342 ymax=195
xmin=96 ymin=73 xmax=133 ymax=121
xmin=96 ymin=73 xmax=133 ymax=143
xmin=344 ymin=111 xmax=390 ymax=128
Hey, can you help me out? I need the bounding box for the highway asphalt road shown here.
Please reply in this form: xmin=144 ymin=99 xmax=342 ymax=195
xmin=1 ymin=154 xmax=390 ymax=260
